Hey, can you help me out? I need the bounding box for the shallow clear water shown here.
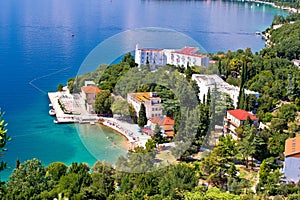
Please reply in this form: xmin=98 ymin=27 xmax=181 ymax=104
xmin=0 ymin=0 xmax=286 ymax=179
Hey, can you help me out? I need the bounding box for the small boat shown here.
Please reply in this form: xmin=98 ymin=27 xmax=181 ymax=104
xmin=54 ymin=119 xmax=58 ymax=124
xmin=255 ymin=32 xmax=261 ymax=35
xmin=49 ymin=109 xmax=56 ymax=116
xmin=49 ymin=103 xmax=53 ymax=107
xmin=72 ymin=33 xmax=75 ymax=37
xmin=90 ymin=121 xmax=95 ymax=125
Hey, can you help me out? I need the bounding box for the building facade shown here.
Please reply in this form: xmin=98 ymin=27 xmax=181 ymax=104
xmin=127 ymin=92 xmax=163 ymax=119
xmin=191 ymin=74 xmax=259 ymax=108
xmin=81 ymin=85 xmax=102 ymax=113
xmin=135 ymin=45 xmax=209 ymax=69
xmin=283 ymin=136 xmax=300 ymax=183
xmin=148 ymin=116 xmax=175 ymax=138
xmin=167 ymin=47 xmax=209 ymax=68
xmin=223 ymin=109 xmax=259 ymax=139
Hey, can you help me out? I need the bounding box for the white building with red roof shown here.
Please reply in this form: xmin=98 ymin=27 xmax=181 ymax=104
xmin=135 ymin=44 xmax=209 ymax=69
xmin=223 ymin=109 xmax=259 ymax=139
xmin=167 ymin=46 xmax=209 ymax=68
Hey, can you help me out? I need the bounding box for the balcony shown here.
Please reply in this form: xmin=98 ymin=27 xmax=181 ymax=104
xmin=224 ymin=117 xmax=239 ymax=128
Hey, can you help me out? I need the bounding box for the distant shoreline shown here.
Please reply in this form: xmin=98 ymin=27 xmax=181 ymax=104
xmin=244 ymin=0 xmax=299 ymax=13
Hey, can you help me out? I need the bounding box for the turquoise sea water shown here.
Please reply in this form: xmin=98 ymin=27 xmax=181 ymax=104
xmin=0 ymin=0 xmax=286 ymax=180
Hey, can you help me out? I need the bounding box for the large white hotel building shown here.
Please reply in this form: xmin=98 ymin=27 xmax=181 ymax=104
xmin=135 ymin=45 xmax=209 ymax=69
xmin=191 ymin=74 xmax=259 ymax=108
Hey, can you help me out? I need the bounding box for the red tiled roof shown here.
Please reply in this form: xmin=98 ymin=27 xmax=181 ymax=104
xmin=162 ymin=117 xmax=174 ymax=125
xmin=150 ymin=117 xmax=174 ymax=126
xmin=173 ymin=47 xmax=205 ymax=58
xmin=227 ymin=109 xmax=258 ymax=121
xmin=81 ymin=86 xmax=102 ymax=94
xmin=163 ymin=125 xmax=173 ymax=131
xmin=285 ymin=136 xmax=300 ymax=157
xmin=164 ymin=131 xmax=174 ymax=137
xmin=177 ymin=47 xmax=198 ymax=54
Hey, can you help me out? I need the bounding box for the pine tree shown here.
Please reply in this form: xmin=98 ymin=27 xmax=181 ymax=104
xmin=138 ymin=103 xmax=147 ymax=127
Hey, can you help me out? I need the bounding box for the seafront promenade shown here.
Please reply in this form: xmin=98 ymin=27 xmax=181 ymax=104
xmin=48 ymin=89 xmax=96 ymax=124
xmin=48 ymin=92 xmax=78 ymax=123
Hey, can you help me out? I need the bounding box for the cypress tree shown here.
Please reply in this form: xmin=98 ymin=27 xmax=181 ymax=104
xmin=244 ymin=61 xmax=248 ymax=82
xmin=218 ymin=59 xmax=222 ymax=75
xmin=185 ymin=62 xmax=193 ymax=81
xmin=238 ymin=87 xmax=246 ymax=109
xmin=191 ymin=80 xmax=200 ymax=103
xmin=243 ymin=93 xmax=247 ymax=111
xmin=240 ymin=61 xmax=246 ymax=89
xmin=138 ymin=103 xmax=147 ymax=127
xmin=237 ymin=86 xmax=243 ymax=109
xmin=207 ymin=88 xmax=211 ymax=106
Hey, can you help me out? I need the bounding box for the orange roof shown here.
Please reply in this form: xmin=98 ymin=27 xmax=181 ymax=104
xmin=163 ymin=117 xmax=174 ymax=125
xmin=150 ymin=117 xmax=174 ymax=126
xmin=81 ymin=86 xmax=102 ymax=94
xmin=164 ymin=131 xmax=174 ymax=137
xmin=129 ymin=92 xmax=160 ymax=102
xmin=228 ymin=109 xmax=258 ymax=121
xmin=285 ymin=136 xmax=300 ymax=157
xmin=163 ymin=125 xmax=173 ymax=131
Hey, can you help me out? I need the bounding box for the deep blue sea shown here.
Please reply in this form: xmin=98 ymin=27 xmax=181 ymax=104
xmin=0 ymin=0 xmax=286 ymax=180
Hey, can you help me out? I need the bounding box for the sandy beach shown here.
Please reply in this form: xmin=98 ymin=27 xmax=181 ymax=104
xmin=99 ymin=117 xmax=151 ymax=149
